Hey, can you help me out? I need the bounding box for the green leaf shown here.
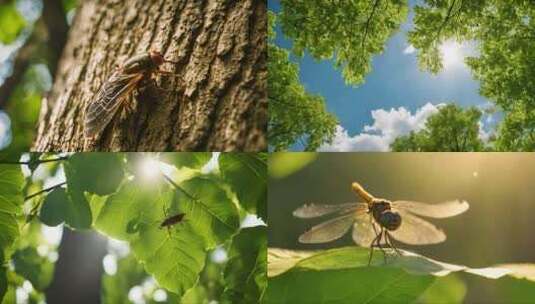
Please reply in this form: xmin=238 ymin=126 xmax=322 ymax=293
xmin=66 ymin=153 xmax=125 ymax=195
xmin=267 ymin=247 xmax=434 ymax=304
xmin=417 ymin=274 xmax=466 ymax=304
xmin=160 ymin=153 xmax=212 ymax=170
xmin=0 ymin=266 xmax=6 ymax=303
xmin=94 ymin=177 xmax=239 ymax=296
xmin=0 ymin=164 xmax=24 ymax=257
xmin=0 ymin=164 xmax=24 ymax=214
xmin=266 ymin=247 xmax=524 ymax=304
xmin=219 ymin=153 xmax=266 ymax=219
xmin=175 ymin=176 xmax=240 ymax=247
xmin=0 ymin=3 xmax=25 ymax=44
xmin=40 ymin=188 xmax=69 ymax=226
xmin=268 ymin=153 xmax=317 ymax=178
xmin=62 ymin=162 xmax=92 ymax=229
xmin=12 ymin=247 xmax=54 ymax=291
xmin=222 ymin=227 xmax=267 ymax=303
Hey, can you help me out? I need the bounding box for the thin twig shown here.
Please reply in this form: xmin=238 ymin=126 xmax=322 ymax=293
xmin=25 ymin=181 xmax=67 ymax=201
xmin=0 ymin=156 xmax=69 ymax=165
xmin=161 ymin=173 xmax=195 ymax=200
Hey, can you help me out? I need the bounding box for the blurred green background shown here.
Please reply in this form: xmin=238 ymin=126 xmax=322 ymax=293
xmin=269 ymin=153 xmax=535 ymax=303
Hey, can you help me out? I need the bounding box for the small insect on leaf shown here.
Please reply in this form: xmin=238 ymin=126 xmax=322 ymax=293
xmin=84 ymin=50 xmax=180 ymax=139
xmin=159 ymin=213 xmax=186 ymax=228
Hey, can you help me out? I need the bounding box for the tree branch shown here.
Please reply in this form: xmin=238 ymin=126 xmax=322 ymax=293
xmin=25 ymin=181 xmax=67 ymax=201
xmin=433 ymin=0 xmax=458 ymax=45
xmin=362 ymin=0 xmax=381 ymax=49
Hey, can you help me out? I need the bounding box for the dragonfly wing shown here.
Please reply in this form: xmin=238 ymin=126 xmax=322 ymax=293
xmin=392 ymin=200 xmax=469 ymax=218
xmin=352 ymin=214 xmax=377 ymax=247
xmin=293 ymin=202 xmax=366 ymax=218
xmin=298 ymin=213 xmax=355 ymax=243
xmin=389 ymin=212 xmax=446 ymax=245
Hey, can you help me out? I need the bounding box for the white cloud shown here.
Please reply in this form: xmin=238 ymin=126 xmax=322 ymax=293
xmin=403 ymin=44 xmax=416 ymax=54
xmin=319 ymin=103 xmax=441 ymax=152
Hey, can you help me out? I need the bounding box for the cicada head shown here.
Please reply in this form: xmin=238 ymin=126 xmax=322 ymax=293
xmin=149 ymin=50 xmax=164 ymax=66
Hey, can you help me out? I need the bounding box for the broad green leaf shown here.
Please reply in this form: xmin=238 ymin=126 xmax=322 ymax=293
xmin=66 ymin=153 xmax=124 ymax=195
xmin=222 ymin=227 xmax=267 ymax=303
xmin=268 ymin=153 xmax=317 ymax=178
xmin=0 ymin=164 xmax=23 ymax=257
xmin=12 ymin=247 xmax=54 ymax=291
xmin=0 ymin=164 xmax=24 ymax=214
xmin=95 ymin=176 xmax=239 ymax=296
xmin=40 ymin=188 xmax=69 ymax=226
xmin=160 ymin=153 xmax=212 ymax=170
xmin=175 ymin=176 xmax=240 ymax=247
xmin=219 ymin=153 xmax=266 ymax=219
xmin=102 ymin=255 xmax=146 ymax=304
xmin=266 ymin=247 xmax=526 ymax=304
xmin=62 ymin=162 xmax=92 ymax=229
xmin=0 ymin=3 xmax=25 ymax=44
xmin=0 ymin=212 xmax=19 ymax=259
xmin=0 ymin=266 xmax=5 ymax=303
xmin=417 ymin=274 xmax=466 ymax=304
xmin=267 ymin=247 xmax=434 ymax=304
xmin=181 ymin=284 xmax=209 ymax=304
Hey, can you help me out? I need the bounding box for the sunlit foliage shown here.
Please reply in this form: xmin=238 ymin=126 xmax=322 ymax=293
xmin=409 ymin=0 xmax=535 ymax=150
xmin=390 ymin=104 xmax=485 ymax=151
xmin=269 ymin=12 xmax=338 ymax=151
xmin=279 ymin=0 xmax=408 ymax=85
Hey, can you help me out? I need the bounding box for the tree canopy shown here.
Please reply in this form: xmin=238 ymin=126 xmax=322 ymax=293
xmin=272 ymin=0 xmax=534 ymax=151
xmin=408 ymin=0 xmax=535 ymax=151
xmin=390 ymin=104 xmax=485 ymax=152
xmin=279 ymin=0 xmax=408 ymax=85
xmin=268 ymin=12 xmax=338 ymax=151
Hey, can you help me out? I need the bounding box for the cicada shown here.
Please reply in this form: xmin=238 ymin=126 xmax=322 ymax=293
xmin=84 ymin=50 xmax=179 ymax=139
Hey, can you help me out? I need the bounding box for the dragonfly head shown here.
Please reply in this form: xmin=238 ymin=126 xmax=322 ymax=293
xmin=379 ymin=211 xmax=402 ymax=231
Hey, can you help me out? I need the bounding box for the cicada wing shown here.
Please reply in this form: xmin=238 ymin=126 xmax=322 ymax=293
xmin=84 ymin=71 xmax=143 ymax=138
xmin=389 ymin=212 xmax=446 ymax=245
xmin=352 ymin=214 xmax=378 ymax=247
xmin=392 ymin=200 xmax=469 ymax=218
xmin=293 ymin=202 xmax=367 ymax=218
xmin=298 ymin=213 xmax=356 ymax=244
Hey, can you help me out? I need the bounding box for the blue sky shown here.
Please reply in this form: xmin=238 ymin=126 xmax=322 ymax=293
xmin=269 ymin=0 xmax=494 ymax=151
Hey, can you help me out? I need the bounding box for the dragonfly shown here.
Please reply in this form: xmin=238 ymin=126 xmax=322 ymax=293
xmin=294 ymin=182 xmax=469 ymax=264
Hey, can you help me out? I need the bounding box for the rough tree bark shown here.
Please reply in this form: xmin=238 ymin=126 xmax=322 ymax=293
xmin=33 ymin=0 xmax=267 ymax=152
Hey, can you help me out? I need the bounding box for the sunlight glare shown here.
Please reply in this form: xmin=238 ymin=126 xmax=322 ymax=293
xmin=139 ymin=157 xmax=162 ymax=180
xmin=103 ymin=254 xmax=117 ymax=275
xmin=439 ymin=40 xmax=463 ymax=69
xmin=153 ymin=289 xmax=167 ymax=302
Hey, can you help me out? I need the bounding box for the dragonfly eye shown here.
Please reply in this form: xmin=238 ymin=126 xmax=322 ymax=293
xmin=380 ymin=211 xmax=402 ymax=231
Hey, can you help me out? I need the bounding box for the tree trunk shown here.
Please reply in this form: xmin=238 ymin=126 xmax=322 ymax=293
xmin=33 ymin=0 xmax=267 ymax=152
xmin=45 ymin=229 xmax=108 ymax=304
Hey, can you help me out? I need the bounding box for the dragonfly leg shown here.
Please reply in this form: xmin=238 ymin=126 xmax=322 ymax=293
xmin=385 ymin=231 xmax=402 ymax=257
xmin=377 ymin=229 xmax=387 ymax=264
xmin=367 ymin=232 xmax=381 ymax=266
